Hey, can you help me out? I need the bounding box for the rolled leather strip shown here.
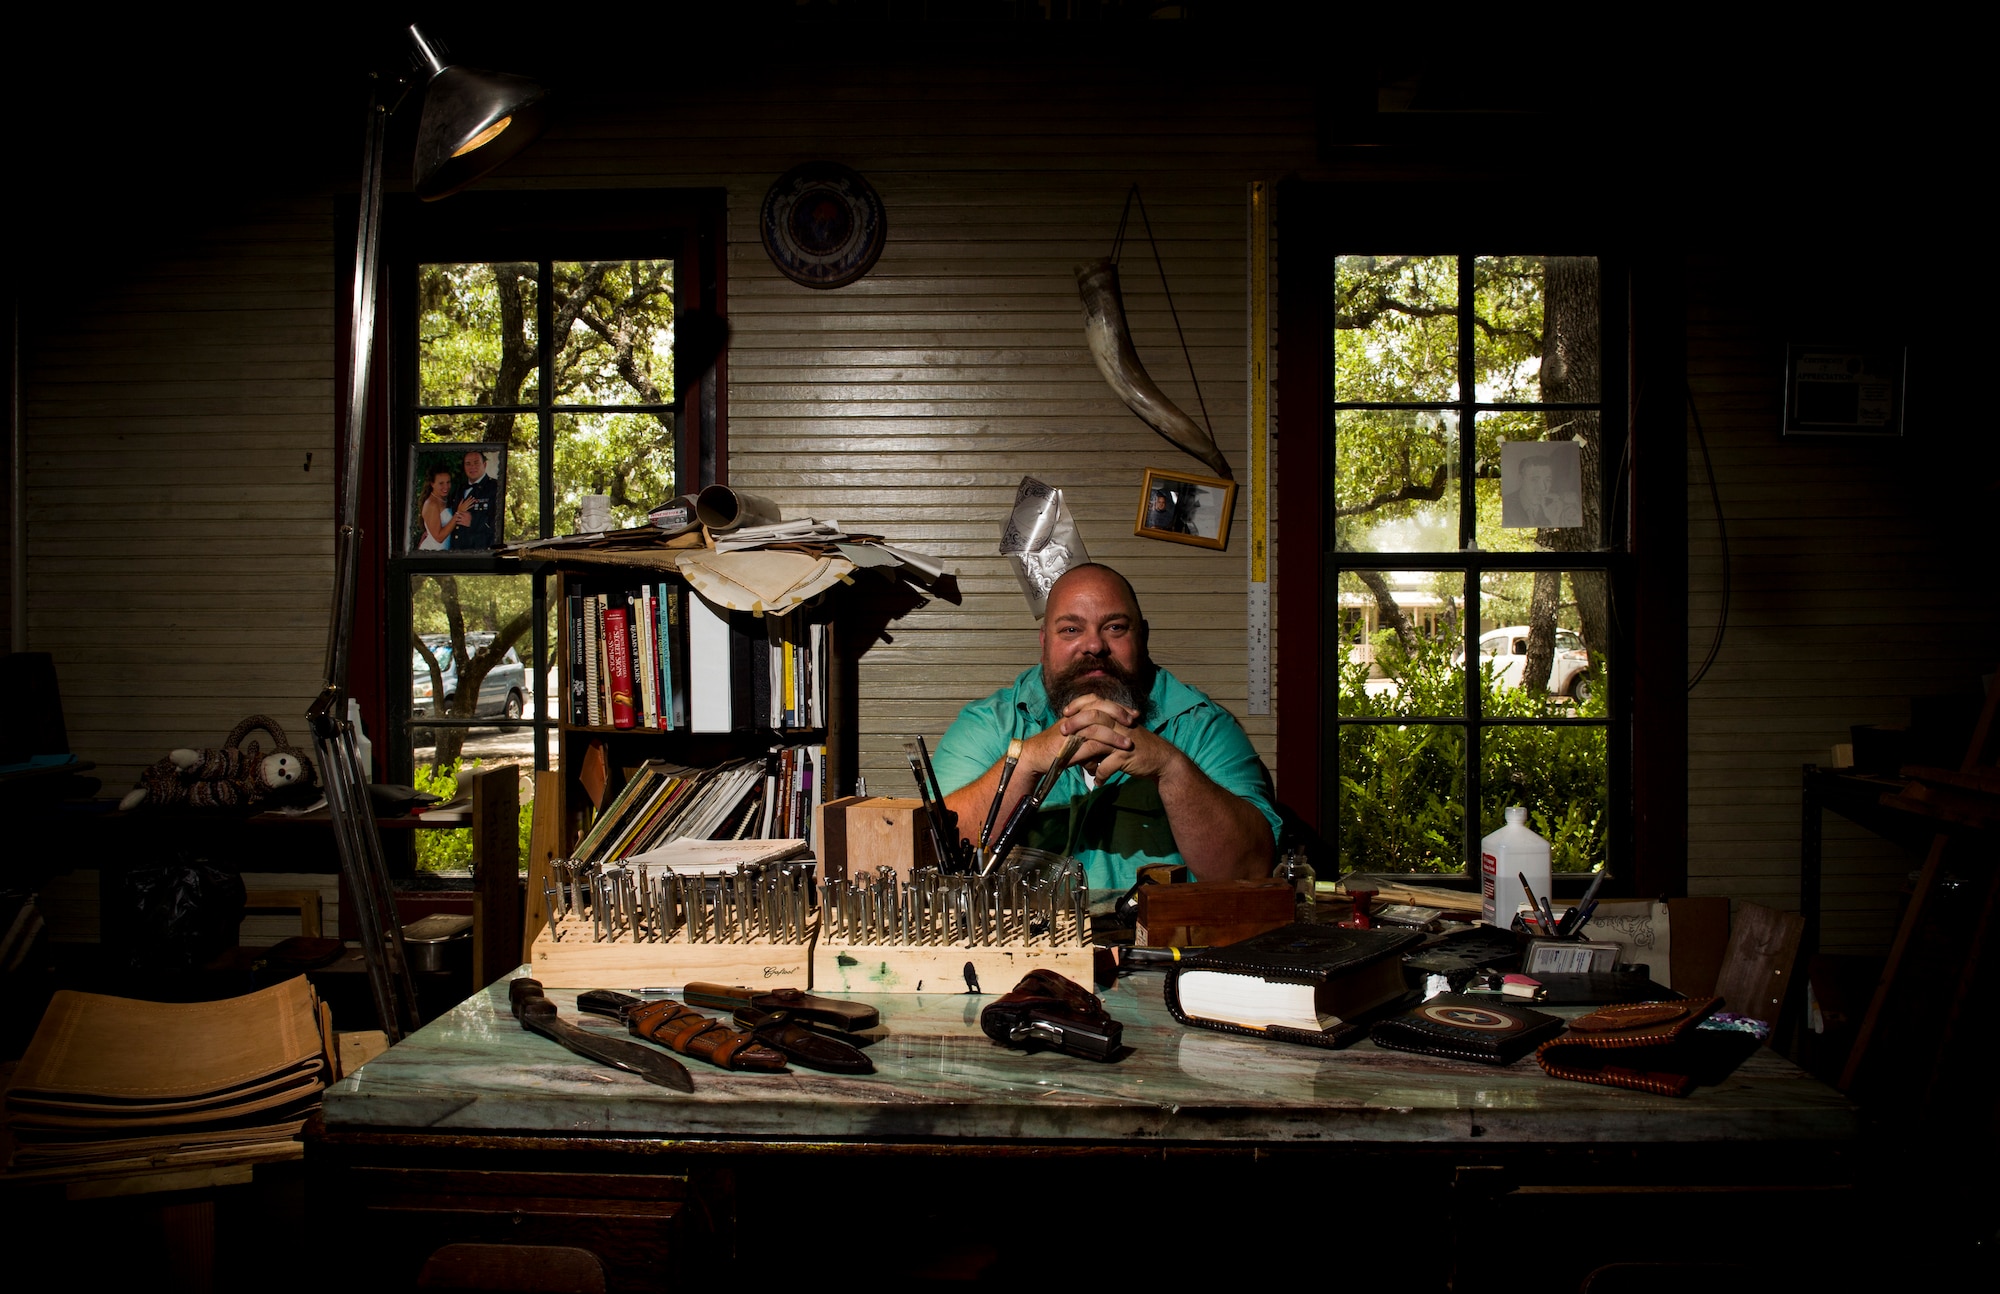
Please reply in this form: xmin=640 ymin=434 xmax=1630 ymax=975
xmin=625 ymin=999 xmax=790 ymax=1073
xmin=694 ymin=484 xmax=782 ymax=534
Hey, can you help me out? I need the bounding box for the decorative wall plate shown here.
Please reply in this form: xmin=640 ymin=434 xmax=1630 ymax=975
xmin=760 ymin=162 xmax=886 ymax=289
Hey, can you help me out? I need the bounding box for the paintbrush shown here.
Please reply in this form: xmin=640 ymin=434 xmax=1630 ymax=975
xmin=978 ymin=738 xmax=1024 ymax=863
xmin=982 ymin=731 xmax=1084 ymax=876
xmin=912 ymin=744 xmax=964 ymax=876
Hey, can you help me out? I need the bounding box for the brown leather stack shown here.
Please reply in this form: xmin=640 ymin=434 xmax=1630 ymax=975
xmin=2 ymin=976 xmax=331 ymax=1171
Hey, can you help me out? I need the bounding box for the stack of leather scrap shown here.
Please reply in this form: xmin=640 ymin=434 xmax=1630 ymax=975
xmin=2 ymin=976 xmax=331 ymax=1171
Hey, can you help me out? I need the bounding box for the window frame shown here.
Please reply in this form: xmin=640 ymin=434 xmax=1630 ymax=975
xmin=1274 ymin=180 xmax=1689 ymax=896
xmin=371 ymin=190 xmax=727 ymax=786
xmin=1327 ymin=250 xmax=1628 ymax=878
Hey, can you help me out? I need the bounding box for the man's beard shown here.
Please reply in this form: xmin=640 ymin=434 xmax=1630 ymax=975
xmin=1045 ymin=653 xmax=1154 ymax=720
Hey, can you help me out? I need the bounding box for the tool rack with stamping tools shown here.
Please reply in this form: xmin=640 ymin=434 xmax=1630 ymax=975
xmin=812 ymin=848 xmax=1092 ymax=993
xmin=527 ymin=849 xmax=1091 ymax=991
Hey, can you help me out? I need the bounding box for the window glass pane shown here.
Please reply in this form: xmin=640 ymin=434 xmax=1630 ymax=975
xmin=413 ymin=417 xmax=537 ymax=549
xmin=1336 ymin=570 xmax=1467 ymax=718
xmin=1480 ymin=726 xmax=1607 ymax=874
xmin=1337 ymin=724 xmax=1464 ymax=873
xmin=1474 ymin=255 xmax=1599 ymax=403
xmin=417 ymin=263 xmax=539 ymax=407
xmin=1333 ymin=409 xmax=1458 ymax=552
xmin=408 ymin=573 xmax=535 ymax=770
xmin=1334 ymin=255 xmax=1458 ymax=402
xmin=1473 ymin=570 xmax=1610 ymax=715
xmin=1476 ymin=411 xmax=1604 ymax=550
xmin=553 ymin=260 xmax=676 ymax=406
xmin=552 ymin=411 xmax=675 ymax=535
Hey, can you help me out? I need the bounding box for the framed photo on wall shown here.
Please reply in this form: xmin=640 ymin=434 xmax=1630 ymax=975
xmin=408 ymin=442 xmax=508 ymax=553
xmin=1134 ymin=467 xmax=1236 ymax=550
xmin=1781 ymin=344 xmax=1906 ymax=437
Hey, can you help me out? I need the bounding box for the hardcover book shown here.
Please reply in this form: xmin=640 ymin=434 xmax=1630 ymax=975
xmin=1368 ymin=993 xmax=1565 ymax=1066
xmin=1165 ymin=921 xmax=1422 ymax=1049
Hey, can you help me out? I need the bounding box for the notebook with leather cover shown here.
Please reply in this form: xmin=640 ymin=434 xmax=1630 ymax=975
xmin=1534 ymin=996 xmax=1727 ymax=1096
xmin=1165 ymin=921 xmax=1422 ymax=1049
xmin=1368 ymin=993 xmax=1566 ymax=1065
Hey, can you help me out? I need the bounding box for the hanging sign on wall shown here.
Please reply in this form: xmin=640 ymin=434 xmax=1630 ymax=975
xmin=760 ymin=162 xmax=887 ymax=289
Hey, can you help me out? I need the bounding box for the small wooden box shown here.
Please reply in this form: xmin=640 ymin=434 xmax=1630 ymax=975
xmin=1134 ymin=878 xmax=1294 ymax=948
xmin=814 ymin=796 xmax=941 ymax=881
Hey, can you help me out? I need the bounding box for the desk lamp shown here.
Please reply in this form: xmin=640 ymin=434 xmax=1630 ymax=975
xmin=309 ymin=26 xmax=547 ymax=1041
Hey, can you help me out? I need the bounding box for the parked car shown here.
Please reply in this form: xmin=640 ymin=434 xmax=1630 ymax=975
xmin=1457 ymin=625 xmax=1593 ymax=703
xmin=412 ymin=633 xmax=527 ymax=719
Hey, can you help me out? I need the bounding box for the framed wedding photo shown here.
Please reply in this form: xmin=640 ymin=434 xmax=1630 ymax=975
xmin=1134 ymin=467 xmax=1236 ymax=550
xmin=408 ymin=442 xmax=508 ymax=553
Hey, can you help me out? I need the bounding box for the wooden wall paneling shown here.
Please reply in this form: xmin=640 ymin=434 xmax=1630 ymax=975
xmin=1683 ymin=254 xmax=2000 ymax=956
xmin=21 ymin=197 xmax=335 ymax=789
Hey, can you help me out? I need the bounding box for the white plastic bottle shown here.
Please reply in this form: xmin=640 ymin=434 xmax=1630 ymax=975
xmin=1480 ymin=806 xmax=1551 ymax=930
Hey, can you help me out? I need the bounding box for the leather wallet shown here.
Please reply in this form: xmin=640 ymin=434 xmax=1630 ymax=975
xmin=1368 ymin=993 xmax=1565 ymax=1066
xmin=1534 ymin=996 xmax=1732 ymax=1097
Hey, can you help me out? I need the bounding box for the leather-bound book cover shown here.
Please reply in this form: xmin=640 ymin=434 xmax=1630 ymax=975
xmin=1165 ymin=922 xmax=1422 ymax=1049
xmin=1369 ymin=993 xmax=1565 ymax=1066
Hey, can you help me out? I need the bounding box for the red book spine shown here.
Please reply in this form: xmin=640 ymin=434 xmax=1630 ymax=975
xmin=605 ymin=606 xmax=636 ymax=728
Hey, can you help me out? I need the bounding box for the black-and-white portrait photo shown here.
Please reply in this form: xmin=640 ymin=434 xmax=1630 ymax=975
xmin=1501 ymin=440 xmax=1582 ymax=529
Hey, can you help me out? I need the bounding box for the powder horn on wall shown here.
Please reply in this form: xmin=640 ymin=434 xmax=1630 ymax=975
xmin=1075 ymin=258 xmax=1232 ymax=480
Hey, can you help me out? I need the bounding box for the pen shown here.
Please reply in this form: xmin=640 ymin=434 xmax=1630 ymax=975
xmin=1558 ymin=869 xmax=1610 ymax=937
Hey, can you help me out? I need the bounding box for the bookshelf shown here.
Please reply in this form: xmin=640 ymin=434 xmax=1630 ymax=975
xmin=547 ymin=559 xmax=925 ymax=859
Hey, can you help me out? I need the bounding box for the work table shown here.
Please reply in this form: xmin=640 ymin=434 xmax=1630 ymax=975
xmin=322 ymin=970 xmax=1854 ymax=1147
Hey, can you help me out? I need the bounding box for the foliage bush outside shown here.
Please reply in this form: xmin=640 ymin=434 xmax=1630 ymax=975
xmin=411 ymin=759 xmax=534 ymax=875
xmin=1336 ymin=635 xmax=1607 ymax=875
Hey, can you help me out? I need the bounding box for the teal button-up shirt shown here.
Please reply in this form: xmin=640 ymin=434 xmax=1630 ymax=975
xmin=930 ymin=664 xmax=1281 ymax=891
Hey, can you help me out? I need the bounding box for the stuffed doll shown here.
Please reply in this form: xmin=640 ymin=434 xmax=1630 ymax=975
xmin=118 ymin=716 xmax=315 ymax=812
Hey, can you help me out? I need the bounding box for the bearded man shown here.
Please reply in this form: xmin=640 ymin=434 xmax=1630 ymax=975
xmin=932 ymin=563 xmax=1278 ymax=890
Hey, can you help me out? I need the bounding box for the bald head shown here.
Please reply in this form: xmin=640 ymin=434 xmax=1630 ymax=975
xmin=1047 ymin=563 xmax=1143 ymax=620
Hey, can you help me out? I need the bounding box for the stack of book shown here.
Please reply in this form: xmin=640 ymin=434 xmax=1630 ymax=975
xmin=567 ymin=577 xmax=827 ymax=734
xmin=4 ymin=977 xmax=330 ymax=1171
xmin=572 ymin=746 xmax=827 ymax=864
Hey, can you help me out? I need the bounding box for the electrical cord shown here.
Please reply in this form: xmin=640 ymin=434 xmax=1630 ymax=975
xmin=1685 ymin=383 xmax=1730 ymax=691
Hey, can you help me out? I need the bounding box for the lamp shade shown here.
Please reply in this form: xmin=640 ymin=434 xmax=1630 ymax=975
xmin=411 ymin=48 xmax=547 ymax=201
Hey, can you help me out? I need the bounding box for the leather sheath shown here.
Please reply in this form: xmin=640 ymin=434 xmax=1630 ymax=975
xmin=682 ymin=982 xmax=879 ymax=1032
xmin=734 ymin=1006 xmax=874 ymax=1074
xmin=625 ymin=999 xmax=790 ymax=1072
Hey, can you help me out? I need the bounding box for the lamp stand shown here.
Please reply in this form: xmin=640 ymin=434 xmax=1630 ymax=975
xmin=308 ymin=82 xmax=420 ymax=1042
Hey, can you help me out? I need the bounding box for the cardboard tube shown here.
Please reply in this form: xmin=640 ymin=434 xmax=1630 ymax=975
xmin=695 ymin=485 xmax=783 ymax=533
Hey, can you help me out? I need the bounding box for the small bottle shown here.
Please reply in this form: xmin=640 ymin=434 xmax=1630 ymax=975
xmin=1480 ymin=807 xmax=1551 ymax=931
xmin=1277 ymin=844 xmax=1316 ymax=923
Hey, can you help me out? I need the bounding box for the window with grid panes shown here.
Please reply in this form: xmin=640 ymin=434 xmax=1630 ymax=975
xmin=1328 ymin=254 xmax=1626 ymax=877
xmin=393 ymin=258 xmax=678 ymax=785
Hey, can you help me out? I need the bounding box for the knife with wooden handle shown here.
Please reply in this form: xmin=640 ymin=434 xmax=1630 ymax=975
xmin=681 ymin=982 xmax=879 ymax=1032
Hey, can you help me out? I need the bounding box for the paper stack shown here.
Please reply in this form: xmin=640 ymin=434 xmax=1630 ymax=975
xmin=3 ymin=976 xmax=331 ymax=1171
